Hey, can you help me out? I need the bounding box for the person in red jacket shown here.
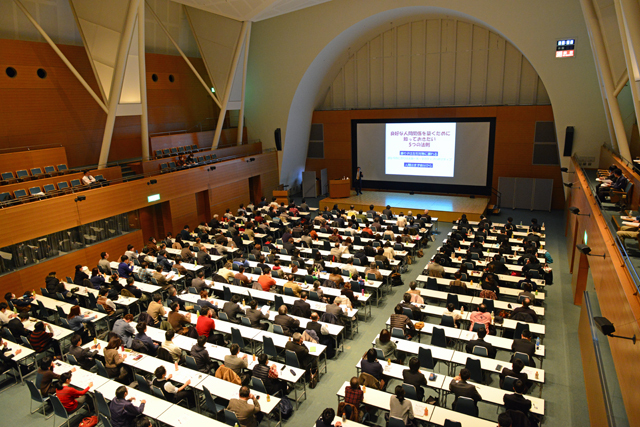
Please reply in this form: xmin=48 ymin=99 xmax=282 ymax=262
xmin=55 ymin=371 xmax=93 ymax=412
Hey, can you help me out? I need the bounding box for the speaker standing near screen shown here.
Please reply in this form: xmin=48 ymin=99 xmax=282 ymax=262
xmin=355 ymin=166 xmax=363 ymax=195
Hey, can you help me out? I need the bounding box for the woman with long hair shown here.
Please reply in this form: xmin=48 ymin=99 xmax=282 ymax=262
xmin=389 ymin=384 xmax=415 ymax=426
xmin=67 ymin=305 xmax=96 ymax=344
xmin=104 ymin=336 xmax=129 ymax=382
xmin=55 ymin=371 xmax=93 ymax=412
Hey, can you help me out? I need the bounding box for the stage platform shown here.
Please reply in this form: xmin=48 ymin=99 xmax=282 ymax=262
xmin=319 ymin=191 xmax=489 ymax=223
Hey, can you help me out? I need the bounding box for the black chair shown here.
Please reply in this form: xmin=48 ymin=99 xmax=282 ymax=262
xmin=26 ymin=380 xmax=53 ymax=418
xmin=444 ymin=420 xmax=462 ymax=427
xmin=513 ymin=322 xmax=530 ymax=340
xmin=94 ymin=390 xmax=111 ymax=418
xmin=425 ymin=277 xmax=438 ymax=291
xmin=501 ymin=375 xmax=518 ymax=392
xmin=202 ymin=386 xmax=224 ymax=419
xmin=135 ymin=373 xmax=151 ymax=394
xmin=274 ymin=295 xmax=285 ymax=310
xmin=472 ymin=346 xmax=489 ymax=358
xmin=285 ymin=350 xmax=300 ymax=368
xmin=465 ymin=357 xmax=483 ymax=384
xmin=418 ymin=347 xmax=436 ymax=370
xmin=401 ymin=383 xmax=418 ymax=400
xmin=224 ymin=409 xmax=241 ymax=426
xmin=431 ymin=327 xmax=447 ymax=348
xmin=50 ymin=395 xmax=87 ymax=427
xmin=389 ymin=417 xmax=405 ymax=427
xmin=262 ymin=336 xmax=282 ymax=361
xmin=402 ymin=307 xmax=413 ymax=320
xmin=440 ymin=315 xmax=456 ymax=328
xmin=446 ymin=294 xmax=460 ymax=310
xmin=453 ymin=396 xmax=477 ymax=416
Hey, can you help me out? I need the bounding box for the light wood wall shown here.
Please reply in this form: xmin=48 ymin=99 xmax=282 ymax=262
xmin=306 ymin=105 xmax=564 ymax=209
xmin=149 ymin=128 xmax=249 ymax=154
xmin=568 ymin=159 xmax=640 ymax=422
xmin=0 ymin=231 xmax=143 ymax=299
xmin=0 ymin=151 xmax=279 ymax=247
xmin=0 ymin=39 xmax=216 ymax=167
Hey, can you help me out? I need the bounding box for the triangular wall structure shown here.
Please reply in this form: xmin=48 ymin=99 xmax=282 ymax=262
xmin=184 ymin=5 xmax=243 ymax=101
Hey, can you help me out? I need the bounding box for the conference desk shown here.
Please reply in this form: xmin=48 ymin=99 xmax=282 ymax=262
xmin=329 ymin=179 xmax=351 ymax=198
xmin=415 ymin=288 xmax=545 ymax=317
xmin=410 ymin=300 xmax=545 ymax=336
xmin=179 ymin=293 xmax=345 ymax=352
xmin=415 ymin=274 xmax=546 ymax=302
xmin=96 ymin=379 xmax=176 ymax=419
xmin=2 ymin=340 xmax=34 ymax=384
xmin=62 ymin=282 xmax=139 ymax=308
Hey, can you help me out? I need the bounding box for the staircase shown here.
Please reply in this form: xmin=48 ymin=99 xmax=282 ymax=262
xmin=120 ymin=164 xmax=144 ymax=182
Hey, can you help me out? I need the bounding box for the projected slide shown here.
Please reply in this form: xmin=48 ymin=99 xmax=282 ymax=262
xmin=385 ymin=123 xmax=456 ymax=177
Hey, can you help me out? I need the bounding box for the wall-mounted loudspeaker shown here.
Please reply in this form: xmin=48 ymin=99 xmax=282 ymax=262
xmin=274 ymin=128 xmax=282 ymax=151
xmin=563 ymin=126 xmax=574 ymax=157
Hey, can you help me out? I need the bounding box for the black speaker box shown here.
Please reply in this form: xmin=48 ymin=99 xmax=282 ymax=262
xmin=594 ymin=316 xmax=615 ymax=336
xmin=274 ymin=128 xmax=282 ymax=151
xmin=563 ymin=126 xmax=574 ymax=157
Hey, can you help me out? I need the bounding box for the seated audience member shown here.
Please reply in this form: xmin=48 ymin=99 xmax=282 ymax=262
xmin=153 ymin=365 xmax=194 ymax=406
xmin=7 ymin=312 xmax=30 ymax=340
xmin=469 ymin=303 xmax=492 ymax=332
xmin=360 ymin=348 xmax=385 ymax=386
xmin=443 ymin=303 xmax=462 ymax=328
xmin=343 ymin=376 xmax=364 ymax=416
xmin=225 ymin=343 xmax=249 ymax=384
xmin=134 ymin=322 xmax=158 ymax=356
xmin=402 ymin=357 xmax=427 ymax=401
xmin=258 ymin=267 xmax=277 ymax=292
xmin=285 ymin=333 xmax=317 ymax=380
xmin=500 ymin=358 xmax=531 ymax=393
xmin=69 ymin=333 xmax=99 ymax=370
xmin=104 ymin=336 xmax=129 ymax=382
xmin=190 ymin=335 xmax=214 ymax=374
xmin=511 ymin=329 xmax=537 ymax=367
xmin=274 ymin=305 xmax=300 ymax=336
xmin=38 ymin=357 xmax=64 ymax=396
xmin=449 ymin=368 xmax=482 ymax=416
xmin=109 ymin=385 xmax=146 ymax=427
xmin=29 ymin=321 xmax=62 ymax=356
xmin=389 ymin=304 xmax=415 ymax=340
xmin=147 ymin=293 xmax=166 ymax=327
xmin=316 ymin=408 xmax=336 ymax=427
xmin=73 ymin=265 xmax=89 ymax=286
xmin=465 ymin=326 xmax=497 ymax=358
xmin=503 ymin=379 xmax=539 ymax=426
xmin=222 ymin=295 xmax=244 ymax=324
xmin=167 ymin=303 xmax=191 ymax=334
xmin=252 ymin=353 xmax=287 ymax=396
xmin=162 ymin=330 xmax=183 ymax=363
xmin=226 ymin=385 xmax=262 ymax=427
xmin=55 ymin=371 xmax=94 ymax=412
xmin=511 ymin=298 xmax=539 ymax=323
xmin=196 ymin=307 xmax=225 ymax=345
xmin=389 ymin=385 xmax=415 ymax=426
xmin=245 ymin=300 xmax=269 ymax=330
xmin=113 ymin=314 xmax=136 ymax=348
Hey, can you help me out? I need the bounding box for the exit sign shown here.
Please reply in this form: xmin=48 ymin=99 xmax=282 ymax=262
xmin=556 ymin=39 xmax=575 ymax=58
xmin=148 ymin=194 xmax=160 ymax=203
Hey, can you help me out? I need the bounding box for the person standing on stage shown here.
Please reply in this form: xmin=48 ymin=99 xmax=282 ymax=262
xmin=355 ymin=166 xmax=363 ymax=195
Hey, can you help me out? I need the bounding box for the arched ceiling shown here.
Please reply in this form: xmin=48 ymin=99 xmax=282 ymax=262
xmin=170 ymin=0 xmax=333 ymax=22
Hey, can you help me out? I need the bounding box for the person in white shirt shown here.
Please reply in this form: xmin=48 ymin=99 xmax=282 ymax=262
xmin=161 ymin=330 xmax=183 ymax=363
xmin=383 ymin=242 xmax=396 ymax=261
xmin=343 ymin=258 xmax=359 ymax=278
xmin=0 ymin=302 xmax=16 ymax=325
xmin=124 ymin=245 xmax=136 ymax=261
xmin=81 ymin=170 xmax=96 ymax=185
xmin=396 ymin=213 xmax=407 ymax=227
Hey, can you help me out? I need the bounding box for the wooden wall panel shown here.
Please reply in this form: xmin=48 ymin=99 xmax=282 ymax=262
xmin=260 ymin=169 xmax=280 ymax=200
xmin=208 ymin=181 xmax=250 ymax=219
xmin=0 ymin=230 xmax=143 ymax=298
xmin=149 ymin=128 xmax=249 ymax=154
xmin=170 ymin=194 xmax=199 ymax=235
xmin=0 ymin=39 xmax=216 ymax=168
xmin=0 ymin=152 xmax=278 ymax=246
xmin=568 ymin=159 xmax=640 ymax=422
xmin=0 ymin=147 xmax=67 ymax=173
xmin=306 ymin=105 xmax=564 ymax=209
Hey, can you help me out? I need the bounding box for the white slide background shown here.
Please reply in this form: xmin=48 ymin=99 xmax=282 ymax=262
xmin=356 ymin=121 xmax=491 ymax=187
xmin=385 ymin=122 xmax=456 ymax=177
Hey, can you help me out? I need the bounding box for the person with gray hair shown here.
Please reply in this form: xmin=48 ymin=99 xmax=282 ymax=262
xmin=285 ymin=332 xmax=317 ymax=379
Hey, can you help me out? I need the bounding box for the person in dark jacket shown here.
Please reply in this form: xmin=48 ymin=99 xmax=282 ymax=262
xmin=252 ymin=354 xmax=286 ymax=396
xmin=190 ymin=335 xmax=214 ymax=373
xmin=134 ymin=322 xmax=158 ymax=356
xmin=7 ymin=312 xmax=30 ymax=339
xmin=45 ymin=272 xmax=65 ymax=295
xmin=222 ymin=295 xmax=243 ymax=324
xmin=274 ymin=305 xmax=300 ymax=336
xmin=73 ymin=265 xmax=89 ymax=286
xmin=109 ymin=385 xmax=146 ymax=427
xmin=68 ymin=333 xmax=99 ymax=371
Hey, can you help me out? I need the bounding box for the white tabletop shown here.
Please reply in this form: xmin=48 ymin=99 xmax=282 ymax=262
xmin=96 ymin=380 xmax=170 ymax=419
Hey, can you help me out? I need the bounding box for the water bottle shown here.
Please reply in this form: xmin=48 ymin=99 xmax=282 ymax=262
xmin=536 ymin=337 xmax=540 ymax=349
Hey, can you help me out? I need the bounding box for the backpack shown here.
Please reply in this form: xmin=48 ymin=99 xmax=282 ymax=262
xmin=79 ymin=416 xmax=98 ymax=427
xmin=130 ymin=339 xmax=148 ymax=354
xmin=278 ymin=395 xmax=294 ymax=419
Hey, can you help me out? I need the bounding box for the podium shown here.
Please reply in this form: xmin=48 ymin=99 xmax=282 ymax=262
xmin=329 ymin=178 xmax=351 ymax=198
xmin=272 ymin=190 xmax=289 ymax=205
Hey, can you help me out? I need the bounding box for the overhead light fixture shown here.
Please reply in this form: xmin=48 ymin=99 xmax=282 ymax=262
xmin=74 ymin=196 xmax=86 ymax=202
xmin=569 ymin=206 xmax=590 ymax=217
xmin=594 ymin=316 xmax=636 ymax=344
xmin=576 ymin=243 xmax=605 ymax=258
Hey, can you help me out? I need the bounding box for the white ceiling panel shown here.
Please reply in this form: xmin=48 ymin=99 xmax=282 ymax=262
xmin=171 ymin=0 xmax=332 ymax=22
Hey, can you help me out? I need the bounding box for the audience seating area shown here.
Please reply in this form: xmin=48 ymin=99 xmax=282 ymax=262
xmin=153 ymin=144 xmax=208 ymax=159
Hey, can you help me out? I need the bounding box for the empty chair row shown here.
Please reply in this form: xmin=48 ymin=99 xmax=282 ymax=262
xmin=1 ymin=164 xmax=70 ymax=184
xmin=154 ymin=144 xmax=206 ymax=159
xmin=0 ymin=175 xmax=105 ymax=207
